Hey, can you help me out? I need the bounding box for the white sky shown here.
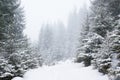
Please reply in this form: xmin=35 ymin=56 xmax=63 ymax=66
xmin=21 ymin=0 xmax=89 ymax=42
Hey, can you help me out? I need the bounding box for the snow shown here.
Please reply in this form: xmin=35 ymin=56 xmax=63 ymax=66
xmin=13 ymin=60 xmax=109 ymax=80
xmin=12 ymin=77 xmax=23 ymax=80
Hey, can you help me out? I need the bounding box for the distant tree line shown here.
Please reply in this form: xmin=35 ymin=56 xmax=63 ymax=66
xmin=38 ymin=8 xmax=87 ymax=65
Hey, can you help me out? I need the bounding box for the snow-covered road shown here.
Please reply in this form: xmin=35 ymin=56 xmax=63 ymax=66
xmin=12 ymin=61 xmax=109 ymax=80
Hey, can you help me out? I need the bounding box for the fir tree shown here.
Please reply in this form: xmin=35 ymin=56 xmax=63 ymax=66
xmin=0 ymin=0 xmax=43 ymax=79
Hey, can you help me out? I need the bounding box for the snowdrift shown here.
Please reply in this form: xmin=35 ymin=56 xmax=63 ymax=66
xmin=12 ymin=60 xmax=109 ymax=80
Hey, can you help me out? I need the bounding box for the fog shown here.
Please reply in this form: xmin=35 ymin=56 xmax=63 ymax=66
xmin=21 ymin=0 xmax=89 ymax=42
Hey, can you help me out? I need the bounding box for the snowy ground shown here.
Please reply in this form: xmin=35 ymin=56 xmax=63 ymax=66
xmin=12 ymin=60 xmax=109 ymax=80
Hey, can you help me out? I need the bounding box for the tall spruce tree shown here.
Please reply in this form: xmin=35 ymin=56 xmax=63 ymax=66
xmin=90 ymin=0 xmax=113 ymax=37
xmin=0 ymin=0 xmax=26 ymax=79
xmin=0 ymin=0 xmax=43 ymax=79
xmin=90 ymin=0 xmax=120 ymax=79
xmin=0 ymin=0 xmax=26 ymax=56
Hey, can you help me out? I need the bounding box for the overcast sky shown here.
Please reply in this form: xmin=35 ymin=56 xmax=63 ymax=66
xmin=21 ymin=0 xmax=89 ymax=42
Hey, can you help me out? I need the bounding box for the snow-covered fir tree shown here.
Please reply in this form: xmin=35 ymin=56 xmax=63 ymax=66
xmin=90 ymin=0 xmax=120 ymax=78
xmin=38 ymin=23 xmax=54 ymax=64
xmin=76 ymin=0 xmax=120 ymax=79
xmin=0 ymin=0 xmax=43 ymax=79
xmin=66 ymin=9 xmax=81 ymax=58
xmin=76 ymin=11 xmax=104 ymax=67
xmin=90 ymin=0 xmax=114 ymax=37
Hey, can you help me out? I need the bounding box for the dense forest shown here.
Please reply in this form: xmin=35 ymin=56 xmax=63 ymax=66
xmin=76 ymin=0 xmax=120 ymax=80
xmin=0 ymin=0 xmax=42 ymax=80
xmin=0 ymin=0 xmax=120 ymax=80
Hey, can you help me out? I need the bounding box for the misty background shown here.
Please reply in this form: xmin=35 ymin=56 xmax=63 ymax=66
xmin=21 ymin=0 xmax=90 ymax=42
xmin=21 ymin=0 xmax=90 ymax=64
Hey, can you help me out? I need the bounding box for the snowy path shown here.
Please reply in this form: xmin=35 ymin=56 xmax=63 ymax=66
xmin=13 ymin=61 xmax=109 ymax=80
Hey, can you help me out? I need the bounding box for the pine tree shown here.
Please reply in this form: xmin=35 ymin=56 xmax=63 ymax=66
xmin=90 ymin=0 xmax=113 ymax=37
xmin=67 ymin=9 xmax=81 ymax=58
xmin=0 ymin=0 xmax=28 ymax=78
xmin=108 ymin=0 xmax=120 ymax=21
xmin=89 ymin=0 xmax=120 ymax=79
xmin=75 ymin=7 xmax=103 ymax=67
xmin=38 ymin=23 xmax=54 ymax=64
xmin=0 ymin=0 xmax=43 ymax=79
